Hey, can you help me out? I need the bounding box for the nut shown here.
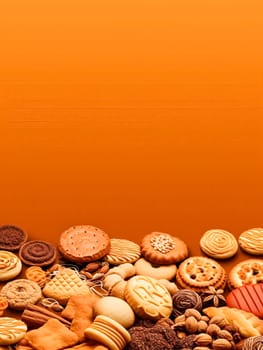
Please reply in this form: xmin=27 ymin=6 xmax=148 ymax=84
xmin=209 ymin=315 xmax=227 ymax=328
xmin=172 ymin=321 xmax=185 ymax=331
xmin=185 ymin=316 xmax=199 ymax=333
xmin=176 ymin=330 xmax=187 ymax=339
xmin=197 ymin=320 xmax=208 ymax=333
xmin=193 ymin=347 xmax=211 ymax=350
xmin=97 ymin=262 xmax=110 ymax=274
xmin=194 ymin=333 xmax=212 ymax=346
xmin=200 ymin=315 xmax=210 ymax=322
xmin=217 ymin=330 xmax=233 ymax=341
xmin=206 ymin=324 xmax=221 ymax=337
xmin=174 ymin=314 xmax=186 ymax=323
xmin=212 ymin=338 xmax=232 ymax=350
xmin=84 ymin=262 xmax=101 ymax=272
xmin=185 ymin=308 xmax=202 ymax=320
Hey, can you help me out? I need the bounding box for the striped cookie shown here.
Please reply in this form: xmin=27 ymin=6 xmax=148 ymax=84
xmin=239 ymin=228 xmax=263 ymax=255
xmin=104 ymin=239 xmax=141 ymax=265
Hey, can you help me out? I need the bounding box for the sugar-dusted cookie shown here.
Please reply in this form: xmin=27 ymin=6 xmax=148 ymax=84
xmin=124 ymin=275 xmax=173 ymax=320
xmin=239 ymin=228 xmax=263 ymax=255
xmin=104 ymin=238 xmax=140 ymax=265
xmin=140 ymin=232 xmax=188 ymax=265
xmin=19 ymin=240 xmax=56 ymax=267
xmin=226 ymin=283 xmax=263 ymax=318
xmin=0 ymin=318 xmax=27 ymax=345
xmin=43 ymin=267 xmax=91 ymax=305
xmin=228 ymin=259 xmax=263 ymax=289
xmin=176 ymin=256 xmax=226 ymax=293
xmin=0 ymin=225 xmax=28 ymax=251
xmin=0 ymin=279 xmax=42 ymax=310
xmin=0 ymin=250 xmax=22 ymax=281
xmin=200 ymin=229 xmax=238 ymax=259
xmin=58 ymin=225 xmax=110 ymax=264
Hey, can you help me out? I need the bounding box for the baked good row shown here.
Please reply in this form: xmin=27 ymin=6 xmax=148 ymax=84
xmin=0 ymin=224 xmax=263 ymax=350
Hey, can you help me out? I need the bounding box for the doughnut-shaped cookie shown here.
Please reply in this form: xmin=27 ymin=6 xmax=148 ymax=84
xmin=0 ymin=225 xmax=27 ymax=251
xmin=239 ymin=228 xmax=263 ymax=255
xmin=0 ymin=279 xmax=42 ymax=310
xmin=228 ymin=259 xmax=263 ymax=289
xmin=200 ymin=229 xmax=238 ymax=259
xmin=19 ymin=240 xmax=56 ymax=266
xmin=140 ymin=232 xmax=188 ymax=265
xmin=176 ymin=256 xmax=226 ymax=293
xmin=0 ymin=318 xmax=27 ymax=345
xmin=0 ymin=251 xmax=22 ymax=281
xmin=134 ymin=258 xmax=177 ymax=280
xmin=104 ymin=238 xmax=141 ymax=265
xmin=58 ymin=225 xmax=110 ymax=263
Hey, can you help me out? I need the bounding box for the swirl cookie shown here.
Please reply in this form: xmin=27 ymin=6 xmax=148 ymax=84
xmin=0 ymin=318 xmax=27 ymax=345
xmin=58 ymin=225 xmax=110 ymax=263
xmin=0 ymin=279 xmax=42 ymax=310
xmin=200 ymin=229 xmax=238 ymax=259
xmin=242 ymin=336 xmax=263 ymax=350
xmin=176 ymin=256 xmax=226 ymax=293
xmin=228 ymin=259 xmax=263 ymax=289
xmin=19 ymin=240 xmax=56 ymax=267
xmin=104 ymin=238 xmax=140 ymax=265
xmin=239 ymin=228 xmax=263 ymax=255
xmin=0 ymin=251 xmax=22 ymax=281
xmin=0 ymin=225 xmax=27 ymax=251
xmin=124 ymin=275 xmax=173 ymax=320
xmin=140 ymin=232 xmax=188 ymax=265
xmin=172 ymin=289 xmax=203 ymax=317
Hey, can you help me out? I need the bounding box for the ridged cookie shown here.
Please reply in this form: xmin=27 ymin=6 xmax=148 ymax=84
xmin=0 ymin=318 xmax=27 ymax=345
xmin=239 ymin=228 xmax=263 ymax=255
xmin=104 ymin=238 xmax=140 ymax=265
xmin=0 ymin=250 xmax=22 ymax=281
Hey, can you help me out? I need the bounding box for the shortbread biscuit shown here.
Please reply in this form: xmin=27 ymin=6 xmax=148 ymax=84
xmin=228 ymin=259 xmax=263 ymax=289
xmin=140 ymin=232 xmax=188 ymax=265
xmin=19 ymin=240 xmax=56 ymax=266
xmin=0 ymin=279 xmax=42 ymax=310
xmin=0 ymin=318 xmax=27 ymax=345
xmin=43 ymin=267 xmax=91 ymax=305
xmin=59 ymin=225 xmax=110 ymax=263
xmin=239 ymin=228 xmax=263 ymax=255
xmin=176 ymin=256 xmax=226 ymax=292
xmin=0 ymin=225 xmax=27 ymax=251
xmin=200 ymin=229 xmax=238 ymax=259
xmin=104 ymin=238 xmax=140 ymax=265
xmin=203 ymin=306 xmax=263 ymax=338
xmin=0 ymin=250 xmax=22 ymax=281
xmin=125 ymin=275 xmax=173 ymax=320
xmin=134 ymin=258 xmax=177 ymax=280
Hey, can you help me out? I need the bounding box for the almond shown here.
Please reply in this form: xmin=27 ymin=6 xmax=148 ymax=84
xmin=206 ymin=324 xmax=220 ymax=337
xmin=97 ymin=262 xmax=110 ymax=274
xmin=197 ymin=320 xmax=208 ymax=333
xmin=217 ymin=329 xmax=233 ymax=341
xmin=185 ymin=308 xmax=202 ymax=320
xmin=209 ymin=315 xmax=227 ymax=328
xmin=185 ymin=316 xmax=199 ymax=333
xmin=194 ymin=333 xmax=212 ymax=346
xmin=84 ymin=262 xmax=100 ymax=272
xmin=212 ymin=338 xmax=232 ymax=350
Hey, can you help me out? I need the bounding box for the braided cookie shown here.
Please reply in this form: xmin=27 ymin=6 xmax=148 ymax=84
xmin=200 ymin=229 xmax=238 ymax=259
xmin=239 ymin=228 xmax=263 ymax=255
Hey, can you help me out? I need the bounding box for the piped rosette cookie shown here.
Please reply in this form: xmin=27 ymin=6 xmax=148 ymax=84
xmin=140 ymin=232 xmax=188 ymax=265
xmin=200 ymin=229 xmax=238 ymax=259
xmin=176 ymin=256 xmax=226 ymax=293
xmin=0 ymin=251 xmax=22 ymax=281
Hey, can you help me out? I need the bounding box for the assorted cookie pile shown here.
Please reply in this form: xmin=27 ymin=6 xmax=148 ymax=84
xmin=0 ymin=225 xmax=263 ymax=349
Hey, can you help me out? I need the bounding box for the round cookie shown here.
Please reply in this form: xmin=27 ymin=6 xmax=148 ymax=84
xmin=0 ymin=279 xmax=42 ymax=310
xmin=19 ymin=240 xmax=56 ymax=267
xmin=58 ymin=225 xmax=110 ymax=263
xmin=94 ymin=296 xmax=135 ymax=328
xmin=134 ymin=258 xmax=177 ymax=280
xmin=104 ymin=238 xmax=141 ymax=265
xmin=242 ymin=336 xmax=263 ymax=350
xmin=176 ymin=256 xmax=226 ymax=293
xmin=200 ymin=229 xmax=238 ymax=259
xmin=0 ymin=251 xmax=22 ymax=281
xmin=239 ymin=228 xmax=263 ymax=255
xmin=140 ymin=232 xmax=188 ymax=265
xmin=172 ymin=289 xmax=203 ymax=318
xmin=125 ymin=275 xmax=173 ymax=320
xmin=228 ymin=259 xmax=263 ymax=289
xmin=0 ymin=318 xmax=27 ymax=345
xmin=0 ymin=225 xmax=27 ymax=251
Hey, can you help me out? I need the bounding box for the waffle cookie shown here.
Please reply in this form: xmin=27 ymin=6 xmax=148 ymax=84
xmin=176 ymin=256 xmax=226 ymax=293
xmin=42 ymin=267 xmax=91 ymax=305
xmin=58 ymin=225 xmax=110 ymax=263
xmin=104 ymin=238 xmax=140 ymax=265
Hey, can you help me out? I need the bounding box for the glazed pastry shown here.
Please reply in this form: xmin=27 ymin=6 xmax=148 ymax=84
xmin=140 ymin=232 xmax=188 ymax=265
xmin=239 ymin=228 xmax=263 ymax=255
xmin=172 ymin=289 xmax=202 ymax=318
xmin=200 ymin=229 xmax=238 ymax=259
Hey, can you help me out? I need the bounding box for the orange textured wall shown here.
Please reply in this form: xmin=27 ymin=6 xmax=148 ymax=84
xmin=0 ymin=1 xmax=262 ymax=246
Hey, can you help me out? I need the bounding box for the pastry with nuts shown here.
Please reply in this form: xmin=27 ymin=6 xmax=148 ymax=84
xmin=140 ymin=232 xmax=188 ymax=265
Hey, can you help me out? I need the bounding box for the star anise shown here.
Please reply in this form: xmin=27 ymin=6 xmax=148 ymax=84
xmin=201 ymin=286 xmax=226 ymax=307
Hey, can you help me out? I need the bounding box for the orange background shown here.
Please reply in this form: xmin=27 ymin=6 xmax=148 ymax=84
xmin=0 ymin=1 xmax=263 ymax=255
